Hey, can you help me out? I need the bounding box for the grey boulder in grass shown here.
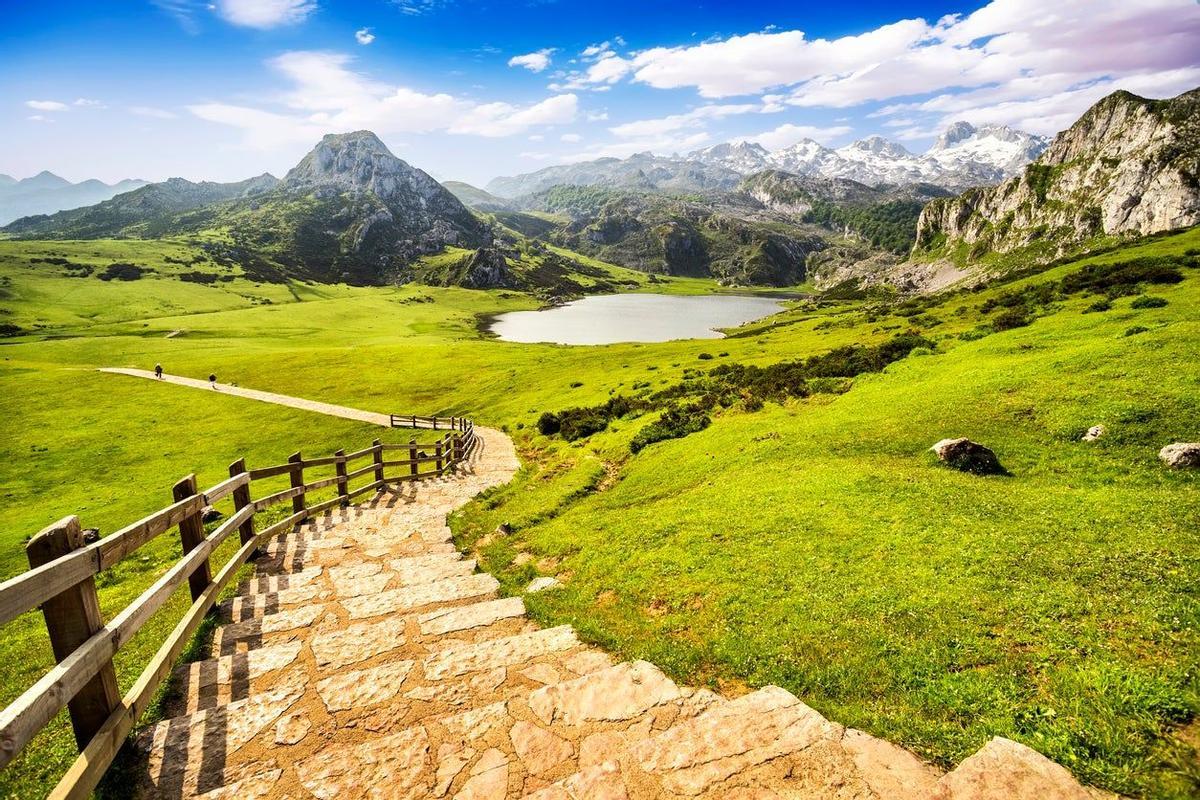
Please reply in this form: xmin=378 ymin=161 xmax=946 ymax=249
xmin=930 ymin=438 xmax=1008 ymax=475
xmin=1159 ymin=442 xmax=1200 ymax=468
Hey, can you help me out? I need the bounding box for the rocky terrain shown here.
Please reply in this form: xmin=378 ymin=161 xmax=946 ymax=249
xmin=487 ymin=122 xmax=1048 ymax=198
xmin=0 ymin=171 xmax=147 ymax=226
xmin=914 ymin=89 xmax=1200 ymax=268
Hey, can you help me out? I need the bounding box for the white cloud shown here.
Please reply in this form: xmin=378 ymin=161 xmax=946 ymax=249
xmin=25 ymin=100 xmax=68 ymax=111
xmin=449 ymin=94 xmax=578 ymax=136
xmin=213 ymin=0 xmax=316 ymax=29
xmin=189 ymin=51 xmax=578 ymax=147
xmin=355 ymin=28 xmax=375 ymax=45
xmin=508 ymin=49 xmax=555 ymax=73
xmin=130 ymin=106 xmax=179 ymax=119
xmin=555 ymin=0 xmax=1200 ymax=143
xmin=27 ymin=115 xmax=51 ymax=122
xmin=609 ymin=103 xmax=759 ymax=138
xmin=743 ymin=123 xmax=854 ymax=150
xmin=560 ymin=133 xmax=581 ymax=142
xmin=73 ymin=98 xmax=105 ymax=108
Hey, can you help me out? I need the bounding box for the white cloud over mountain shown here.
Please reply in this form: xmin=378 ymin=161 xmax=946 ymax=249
xmin=557 ymin=0 xmax=1200 ymax=137
xmin=188 ymin=51 xmax=577 ymax=148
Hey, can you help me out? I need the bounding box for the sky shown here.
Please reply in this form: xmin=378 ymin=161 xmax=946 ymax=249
xmin=2 ymin=0 xmax=1199 ymax=187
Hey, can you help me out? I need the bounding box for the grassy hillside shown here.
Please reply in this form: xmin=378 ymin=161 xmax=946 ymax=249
xmin=0 ymin=230 xmax=1196 ymax=798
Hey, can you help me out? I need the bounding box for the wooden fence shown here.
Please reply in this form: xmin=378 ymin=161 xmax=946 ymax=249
xmin=390 ymin=413 xmax=473 ymax=435
xmin=0 ymin=416 xmax=476 ymax=799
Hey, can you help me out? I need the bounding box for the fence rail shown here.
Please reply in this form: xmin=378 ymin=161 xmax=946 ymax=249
xmin=0 ymin=415 xmax=477 ymax=799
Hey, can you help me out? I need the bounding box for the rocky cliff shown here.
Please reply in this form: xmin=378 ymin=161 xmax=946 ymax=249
xmin=913 ymin=88 xmax=1200 ymax=264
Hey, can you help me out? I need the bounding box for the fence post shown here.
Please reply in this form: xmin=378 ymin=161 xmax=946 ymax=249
xmin=289 ymin=452 xmax=305 ymax=515
xmin=26 ymin=516 xmax=120 ymax=750
xmin=433 ymin=417 xmax=438 ymax=431
xmin=335 ymin=448 xmax=349 ymax=506
xmin=411 ymin=414 xmax=416 ymax=428
xmin=453 ymin=433 xmax=463 ymax=464
xmin=409 ymin=438 xmax=419 ymax=478
xmin=228 ymin=458 xmax=255 ymax=547
xmin=372 ymin=438 xmax=385 ymax=485
xmin=435 ymin=440 xmax=444 ymax=473
xmin=172 ymin=474 xmax=212 ymax=602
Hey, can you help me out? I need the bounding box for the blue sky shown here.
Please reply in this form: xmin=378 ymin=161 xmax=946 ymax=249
xmin=1 ymin=0 xmax=1198 ymax=186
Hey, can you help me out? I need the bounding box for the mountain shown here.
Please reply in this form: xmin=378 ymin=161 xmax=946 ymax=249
xmin=913 ymin=88 xmax=1200 ymax=266
xmin=442 ymin=181 xmax=514 ymax=212
xmin=4 ymin=174 xmax=279 ymax=238
xmin=487 ymin=123 xmax=1049 ymax=200
xmin=0 ymin=171 xmax=149 ymax=225
xmin=486 ymin=152 xmax=743 ymax=198
xmin=5 ymin=131 xmax=489 ymax=285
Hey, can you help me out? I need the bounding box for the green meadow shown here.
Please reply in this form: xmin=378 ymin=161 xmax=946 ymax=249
xmin=0 ymin=231 xmax=1197 ymax=798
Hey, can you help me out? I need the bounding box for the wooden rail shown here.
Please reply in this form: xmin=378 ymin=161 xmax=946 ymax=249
xmin=0 ymin=418 xmax=476 ymax=799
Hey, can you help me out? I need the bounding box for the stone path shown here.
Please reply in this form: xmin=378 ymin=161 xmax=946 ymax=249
xmin=99 ymin=368 xmax=392 ymax=427
xmin=125 ymin=401 xmax=1107 ymax=798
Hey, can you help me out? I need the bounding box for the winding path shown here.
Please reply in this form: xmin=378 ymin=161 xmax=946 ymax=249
xmin=103 ymin=369 xmax=1102 ymax=799
xmin=99 ymin=368 xmax=392 ymax=427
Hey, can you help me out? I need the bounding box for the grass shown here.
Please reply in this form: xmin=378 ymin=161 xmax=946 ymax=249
xmin=0 ymin=230 xmax=1197 ymax=798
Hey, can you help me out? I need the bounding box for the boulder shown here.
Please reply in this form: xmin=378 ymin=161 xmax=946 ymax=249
xmin=526 ymin=576 xmax=562 ymax=593
xmin=81 ymin=527 xmax=101 ymax=544
xmin=930 ymin=438 xmax=1008 ymax=475
xmin=930 ymin=737 xmax=1093 ymax=800
xmin=1081 ymin=424 xmax=1105 ymax=442
xmin=1159 ymin=442 xmax=1200 ymax=468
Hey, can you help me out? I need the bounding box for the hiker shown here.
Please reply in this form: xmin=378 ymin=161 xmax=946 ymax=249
xmin=154 ymin=363 xmax=163 ymax=379
xmin=209 ymin=373 xmax=217 ymax=389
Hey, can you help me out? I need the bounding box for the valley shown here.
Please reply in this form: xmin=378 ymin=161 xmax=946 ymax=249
xmin=0 ymin=83 xmax=1197 ymax=800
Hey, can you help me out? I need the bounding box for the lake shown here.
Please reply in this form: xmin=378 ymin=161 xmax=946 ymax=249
xmin=489 ymin=293 xmax=786 ymax=345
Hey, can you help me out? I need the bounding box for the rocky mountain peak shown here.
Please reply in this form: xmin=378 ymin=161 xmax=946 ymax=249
xmin=845 ymin=136 xmax=912 ymax=158
xmin=930 ymin=122 xmax=977 ymax=150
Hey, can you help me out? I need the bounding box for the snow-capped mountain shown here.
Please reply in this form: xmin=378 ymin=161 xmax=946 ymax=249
xmin=692 ymin=124 xmax=1048 ymax=189
xmin=486 ymin=121 xmax=1049 ymax=198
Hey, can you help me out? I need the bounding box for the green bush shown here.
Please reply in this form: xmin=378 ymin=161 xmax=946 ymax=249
xmin=1124 ymin=326 xmax=1150 ymax=337
xmin=630 ymin=405 xmax=711 ymax=453
xmin=1083 ymin=299 xmax=1112 ymax=313
xmin=993 ymin=309 xmax=1032 ymax=330
xmin=1130 ymin=295 xmax=1168 ymax=309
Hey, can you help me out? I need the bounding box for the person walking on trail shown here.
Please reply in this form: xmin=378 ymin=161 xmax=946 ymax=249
xmin=154 ymin=363 xmax=163 ymax=380
xmin=209 ymin=373 xmax=217 ymax=390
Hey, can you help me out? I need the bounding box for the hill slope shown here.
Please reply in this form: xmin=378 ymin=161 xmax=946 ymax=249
xmin=914 ymin=88 xmax=1200 ymax=267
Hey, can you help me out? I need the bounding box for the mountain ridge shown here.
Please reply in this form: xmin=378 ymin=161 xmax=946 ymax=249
xmin=0 ymin=171 xmax=150 ymax=226
xmin=486 ymin=121 xmax=1049 ymax=198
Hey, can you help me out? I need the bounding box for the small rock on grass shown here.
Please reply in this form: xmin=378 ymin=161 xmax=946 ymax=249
xmin=930 ymin=438 xmax=1008 ymax=476
xmin=1081 ymin=424 xmax=1105 ymax=442
xmin=526 ymin=576 xmax=562 ymax=593
xmin=1159 ymin=442 xmax=1200 ymax=468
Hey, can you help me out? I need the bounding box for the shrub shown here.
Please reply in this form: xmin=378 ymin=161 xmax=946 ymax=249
xmin=1130 ymin=295 xmax=1168 ymax=309
xmin=993 ymin=309 xmax=1032 ymax=330
xmin=569 ymin=381 xmax=583 ymax=388
xmin=742 ymin=395 xmax=764 ymax=412
xmin=536 ymin=413 xmax=561 ymax=436
xmin=630 ymin=405 xmax=711 ymax=453
xmin=98 ymin=262 xmax=145 ymax=281
xmin=909 ymin=347 xmax=934 ymax=357
xmin=1083 ymin=299 xmax=1112 ymax=313
xmin=1060 ymin=257 xmax=1185 ymax=295
xmin=1124 ymin=326 xmax=1150 ymax=337
xmin=697 ymin=352 xmax=714 ymax=360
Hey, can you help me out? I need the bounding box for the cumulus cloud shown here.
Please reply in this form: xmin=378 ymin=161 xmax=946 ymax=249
xmin=560 ymin=132 xmax=581 ymax=142
xmin=554 ymin=0 xmax=1200 ymax=141
xmin=213 ymin=0 xmax=316 ymax=29
xmin=609 ymin=104 xmax=760 ymax=138
xmin=743 ymin=123 xmax=854 ymax=150
xmin=25 ymin=100 xmax=68 ymax=111
xmin=188 ymin=50 xmax=577 ymax=147
xmin=508 ymin=49 xmax=555 ymax=73
xmin=355 ymin=28 xmax=375 ymax=45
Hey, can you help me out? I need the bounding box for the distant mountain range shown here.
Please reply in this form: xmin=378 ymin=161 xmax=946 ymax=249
xmin=486 ymin=122 xmax=1049 ymax=198
xmin=0 ymin=171 xmax=148 ymax=226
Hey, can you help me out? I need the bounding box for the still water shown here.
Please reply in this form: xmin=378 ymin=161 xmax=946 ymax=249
xmin=489 ymin=293 xmax=785 ymax=345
